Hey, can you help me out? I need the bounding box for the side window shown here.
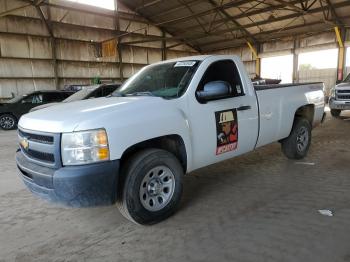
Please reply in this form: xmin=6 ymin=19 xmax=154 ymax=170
xmin=43 ymin=93 xmax=63 ymax=103
xmin=62 ymin=92 xmax=73 ymax=99
xmin=21 ymin=95 xmax=34 ymax=104
xmin=89 ymin=88 xmax=104 ymax=98
xmin=198 ymin=60 xmax=244 ymax=98
xmin=103 ymin=86 xmax=118 ymax=96
xmin=22 ymin=94 xmax=43 ymax=104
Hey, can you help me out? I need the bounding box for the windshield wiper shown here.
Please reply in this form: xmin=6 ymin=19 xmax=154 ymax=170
xmin=125 ymin=91 xmax=155 ymax=97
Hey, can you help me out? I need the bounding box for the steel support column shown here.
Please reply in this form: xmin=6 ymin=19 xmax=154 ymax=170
xmin=35 ymin=5 xmax=58 ymax=89
xmin=335 ymin=26 xmax=345 ymax=81
xmin=247 ymin=41 xmax=260 ymax=77
xmin=114 ymin=0 xmax=123 ymax=81
xmin=161 ymin=30 xmax=166 ymax=61
xmin=292 ymin=38 xmax=300 ymax=83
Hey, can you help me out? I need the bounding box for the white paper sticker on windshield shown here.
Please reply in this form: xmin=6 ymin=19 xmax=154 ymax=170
xmin=174 ymin=61 xmax=196 ymax=67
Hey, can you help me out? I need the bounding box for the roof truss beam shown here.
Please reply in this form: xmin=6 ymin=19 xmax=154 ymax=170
xmin=169 ymin=0 xmax=310 ymax=36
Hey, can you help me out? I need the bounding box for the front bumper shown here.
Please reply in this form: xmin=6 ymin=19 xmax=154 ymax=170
xmin=16 ymin=150 xmax=120 ymax=207
xmin=329 ymin=98 xmax=350 ymax=110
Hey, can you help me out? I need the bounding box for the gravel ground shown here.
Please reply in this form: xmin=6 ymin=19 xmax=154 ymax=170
xmin=0 ymin=111 xmax=350 ymax=262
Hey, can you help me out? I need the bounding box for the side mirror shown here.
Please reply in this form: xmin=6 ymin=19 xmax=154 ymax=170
xmin=196 ymin=81 xmax=231 ymax=102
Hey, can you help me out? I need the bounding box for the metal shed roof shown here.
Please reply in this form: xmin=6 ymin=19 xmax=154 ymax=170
xmin=119 ymin=0 xmax=350 ymax=52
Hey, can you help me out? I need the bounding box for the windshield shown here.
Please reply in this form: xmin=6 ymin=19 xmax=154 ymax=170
xmin=113 ymin=60 xmax=200 ymax=98
xmin=344 ymin=73 xmax=350 ymax=83
xmin=63 ymin=86 xmax=98 ymax=102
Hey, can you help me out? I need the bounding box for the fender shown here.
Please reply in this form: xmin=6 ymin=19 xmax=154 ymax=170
xmin=72 ymin=98 xmax=194 ymax=172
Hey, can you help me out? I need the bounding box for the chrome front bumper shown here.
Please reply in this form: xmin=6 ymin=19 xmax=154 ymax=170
xmin=329 ymin=98 xmax=350 ymax=110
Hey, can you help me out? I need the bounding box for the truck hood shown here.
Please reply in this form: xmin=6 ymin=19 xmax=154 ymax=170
xmin=335 ymin=82 xmax=350 ymax=90
xmin=19 ymin=96 xmax=164 ymax=133
xmin=30 ymin=102 xmax=60 ymax=112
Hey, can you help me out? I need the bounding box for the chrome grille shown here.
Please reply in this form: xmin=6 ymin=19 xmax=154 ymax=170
xmin=337 ymin=90 xmax=350 ymax=94
xmin=336 ymin=90 xmax=350 ymax=100
xmin=18 ymin=128 xmax=61 ymax=168
xmin=25 ymin=148 xmax=55 ymax=163
xmin=18 ymin=129 xmax=54 ymax=144
xmin=338 ymin=95 xmax=350 ymax=100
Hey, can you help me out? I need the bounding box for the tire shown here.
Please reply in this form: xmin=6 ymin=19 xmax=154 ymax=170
xmin=281 ymin=118 xmax=312 ymax=160
xmin=330 ymin=109 xmax=341 ymax=117
xmin=116 ymin=149 xmax=183 ymax=225
xmin=0 ymin=114 xmax=17 ymax=130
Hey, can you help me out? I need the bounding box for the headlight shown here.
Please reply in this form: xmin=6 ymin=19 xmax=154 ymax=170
xmin=330 ymin=88 xmax=336 ymax=97
xmin=61 ymin=129 xmax=109 ymax=165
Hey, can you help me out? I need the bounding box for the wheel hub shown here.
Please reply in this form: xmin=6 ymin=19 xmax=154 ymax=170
xmin=296 ymin=126 xmax=309 ymax=152
xmin=139 ymin=165 xmax=175 ymax=212
xmin=147 ymin=179 xmax=163 ymax=196
xmin=0 ymin=116 xmax=14 ymax=129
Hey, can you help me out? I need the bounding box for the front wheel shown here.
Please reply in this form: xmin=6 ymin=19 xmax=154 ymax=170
xmin=0 ymin=114 xmax=17 ymax=130
xmin=117 ymin=149 xmax=183 ymax=225
xmin=281 ymin=118 xmax=312 ymax=160
xmin=330 ymin=109 xmax=341 ymax=117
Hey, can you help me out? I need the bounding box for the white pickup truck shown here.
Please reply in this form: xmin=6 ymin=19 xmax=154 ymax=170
xmin=329 ymin=73 xmax=350 ymax=117
xmin=16 ymin=55 xmax=325 ymax=224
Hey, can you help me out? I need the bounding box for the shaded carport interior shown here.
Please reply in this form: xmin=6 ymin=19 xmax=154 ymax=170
xmin=1 ymin=1 xmax=350 ymax=261
xmin=119 ymin=0 xmax=350 ymax=93
xmin=119 ymin=0 xmax=350 ymax=53
xmin=0 ymin=0 xmax=350 ymax=98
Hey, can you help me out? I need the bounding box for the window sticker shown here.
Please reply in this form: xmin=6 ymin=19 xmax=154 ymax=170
xmin=236 ymin=85 xmax=242 ymax=94
xmin=174 ymin=61 xmax=196 ymax=67
xmin=215 ymin=109 xmax=238 ymax=155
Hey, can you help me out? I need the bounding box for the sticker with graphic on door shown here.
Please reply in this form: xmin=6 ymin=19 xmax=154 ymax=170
xmin=215 ymin=109 xmax=238 ymax=155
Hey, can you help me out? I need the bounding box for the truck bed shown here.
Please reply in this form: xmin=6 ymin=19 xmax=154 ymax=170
xmin=254 ymin=82 xmax=323 ymax=91
xmin=253 ymin=82 xmax=325 ymax=149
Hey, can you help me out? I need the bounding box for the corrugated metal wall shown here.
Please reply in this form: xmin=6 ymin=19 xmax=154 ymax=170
xmin=298 ymin=69 xmax=337 ymax=94
xmin=0 ymin=0 xmax=198 ymax=98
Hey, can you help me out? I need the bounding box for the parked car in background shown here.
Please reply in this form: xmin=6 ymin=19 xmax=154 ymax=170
xmin=329 ymin=73 xmax=350 ymax=117
xmin=0 ymin=90 xmax=74 ymax=130
xmin=30 ymin=84 xmax=121 ymax=112
xmin=63 ymin=84 xmax=89 ymax=92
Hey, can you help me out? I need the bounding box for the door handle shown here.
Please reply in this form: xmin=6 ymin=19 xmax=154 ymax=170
xmin=237 ymin=105 xmax=251 ymax=111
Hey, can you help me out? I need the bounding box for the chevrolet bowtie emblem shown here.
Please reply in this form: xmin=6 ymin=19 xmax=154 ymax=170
xmin=20 ymin=138 xmax=29 ymax=150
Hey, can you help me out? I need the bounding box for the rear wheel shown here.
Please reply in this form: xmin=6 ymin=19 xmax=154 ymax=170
xmin=117 ymin=149 xmax=183 ymax=225
xmin=0 ymin=114 xmax=17 ymax=130
xmin=281 ymin=118 xmax=311 ymax=160
xmin=330 ymin=109 xmax=341 ymax=117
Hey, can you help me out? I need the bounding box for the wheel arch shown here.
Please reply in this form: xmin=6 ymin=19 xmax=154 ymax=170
xmin=279 ymin=104 xmax=315 ymax=143
xmin=0 ymin=112 xmax=17 ymax=119
xmin=294 ymin=104 xmax=315 ymax=126
xmin=120 ymin=134 xmax=188 ymax=173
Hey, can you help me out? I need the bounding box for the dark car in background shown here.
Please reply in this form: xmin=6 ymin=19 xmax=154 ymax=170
xmin=30 ymin=83 xmax=121 ymax=113
xmin=0 ymin=90 xmax=74 ymax=130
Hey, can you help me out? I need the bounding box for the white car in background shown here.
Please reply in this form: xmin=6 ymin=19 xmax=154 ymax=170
xmin=30 ymin=83 xmax=121 ymax=112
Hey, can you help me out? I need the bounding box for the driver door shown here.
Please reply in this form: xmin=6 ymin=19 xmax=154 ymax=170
xmin=188 ymin=59 xmax=259 ymax=170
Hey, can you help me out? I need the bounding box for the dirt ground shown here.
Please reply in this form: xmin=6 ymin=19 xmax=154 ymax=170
xmin=1 ymin=111 xmax=350 ymax=262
